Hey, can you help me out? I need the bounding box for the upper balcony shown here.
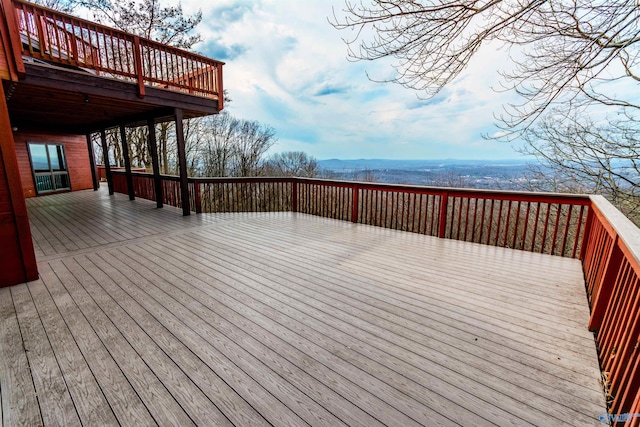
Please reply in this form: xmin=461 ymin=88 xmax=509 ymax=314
xmin=0 ymin=0 xmax=223 ymax=132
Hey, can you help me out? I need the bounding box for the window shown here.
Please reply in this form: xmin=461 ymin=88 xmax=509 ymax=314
xmin=28 ymin=143 xmax=70 ymax=194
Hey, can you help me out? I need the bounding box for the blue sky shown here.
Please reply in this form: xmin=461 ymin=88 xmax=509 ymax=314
xmin=183 ymin=0 xmax=526 ymax=160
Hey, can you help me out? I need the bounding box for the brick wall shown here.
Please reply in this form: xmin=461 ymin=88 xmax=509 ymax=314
xmin=14 ymin=131 xmax=93 ymax=198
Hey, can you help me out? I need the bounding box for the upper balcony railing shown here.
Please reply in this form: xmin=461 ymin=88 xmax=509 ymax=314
xmin=5 ymin=0 xmax=223 ymax=109
xmin=111 ymin=171 xmax=640 ymax=425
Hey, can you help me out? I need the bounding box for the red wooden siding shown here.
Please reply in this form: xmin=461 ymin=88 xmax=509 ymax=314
xmin=14 ymin=130 xmax=93 ymax=198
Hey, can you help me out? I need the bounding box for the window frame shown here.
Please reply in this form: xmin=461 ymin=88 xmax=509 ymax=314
xmin=27 ymin=142 xmax=72 ymax=195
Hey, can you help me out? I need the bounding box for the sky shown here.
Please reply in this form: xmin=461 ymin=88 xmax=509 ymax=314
xmin=178 ymin=0 xmax=526 ymax=160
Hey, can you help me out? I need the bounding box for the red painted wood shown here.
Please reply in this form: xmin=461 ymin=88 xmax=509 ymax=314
xmin=0 ymin=83 xmax=37 ymax=286
xmin=11 ymin=0 xmax=223 ymax=103
xmin=14 ymin=130 xmax=93 ymax=198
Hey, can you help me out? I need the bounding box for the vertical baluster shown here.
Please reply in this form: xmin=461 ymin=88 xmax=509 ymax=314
xmin=511 ymin=201 xmax=521 ymax=249
xmin=550 ymin=204 xmax=563 ymax=255
xmin=494 ymin=200 xmax=503 ymax=247
xmin=502 ymin=200 xmax=512 ymax=247
xmin=560 ymin=205 xmax=573 ymax=256
xmin=541 ymin=203 xmax=552 ymax=254
xmin=572 ymin=205 xmax=586 ymax=258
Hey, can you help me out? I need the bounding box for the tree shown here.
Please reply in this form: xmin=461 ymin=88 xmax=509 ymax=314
xmin=521 ymin=110 xmax=640 ymax=222
xmin=332 ymin=1 xmax=640 ymax=223
xmin=233 ymin=120 xmax=276 ymax=177
xmin=78 ymin=0 xmax=202 ymax=49
xmin=75 ymin=0 xmax=203 ymax=175
xmin=263 ymin=151 xmax=320 ymax=177
xmin=197 ymin=113 xmax=240 ymax=177
xmin=32 ymin=0 xmax=77 ymax=13
xmin=332 ymin=1 xmax=640 ymax=130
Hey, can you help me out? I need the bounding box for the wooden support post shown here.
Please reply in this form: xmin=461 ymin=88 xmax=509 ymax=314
xmin=133 ymin=36 xmax=146 ymax=99
xmin=351 ymin=184 xmax=359 ymax=223
xmin=0 ymin=83 xmax=37 ymax=284
xmin=100 ymin=129 xmax=114 ymax=195
xmin=292 ymin=179 xmax=298 ymax=213
xmin=119 ymin=124 xmax=135 ymax=200
xmin=147 ymin=118 xmax=162 ymax=208
xmin=0 ymin=0 xmax=26 ymax=80
xmin=216 ymin=63 xmax=224 ymax=111
xmin=86 ymin=133 xmax=99 ymax=191
xmin=174 ymin=108 xmax=190 ymax=216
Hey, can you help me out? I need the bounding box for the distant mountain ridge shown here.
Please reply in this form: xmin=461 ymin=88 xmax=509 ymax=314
xmin=317 ymin=158 xmax=536 ymax=189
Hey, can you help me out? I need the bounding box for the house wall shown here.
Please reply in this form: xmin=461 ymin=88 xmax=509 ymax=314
xmin=14 ymin=131 xmax=94 ymax=198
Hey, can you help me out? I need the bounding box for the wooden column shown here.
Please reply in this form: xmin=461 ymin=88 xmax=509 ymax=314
xmin=119 ymin=124 xmax=135 ymax=200
xmin=100 ymin=129 xmax=114 ymax=195
xmin=174 ymin=108 xmax=190 ymax=216
xmin=86 ymin=133 xmax=99 ymax=191
xmin=0 ymin=83 xmax=37 ymax=285
xmin=147 ymin=119 xmax=163 ymax=208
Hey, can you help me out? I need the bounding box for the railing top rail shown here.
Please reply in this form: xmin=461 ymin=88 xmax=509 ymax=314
xmin=590 ymin=195 xmax=640 ymax=271
xmin=12 ymin=0 xmax=225 ymax=67
xmin=294 ymin=177 xmax=592 ymax=203
xmin=182 ymin=175 xmax=591 ymax=205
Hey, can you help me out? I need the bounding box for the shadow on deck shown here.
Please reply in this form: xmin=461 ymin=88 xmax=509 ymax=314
xmin=1 ymin=188 xmax=606 ymax=426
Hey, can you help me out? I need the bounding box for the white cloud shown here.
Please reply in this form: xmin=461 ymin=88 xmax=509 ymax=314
xmin=185 ymin=0 xmax=525 ymax=159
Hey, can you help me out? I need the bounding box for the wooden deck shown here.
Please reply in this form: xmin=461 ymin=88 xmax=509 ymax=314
xmin=1 ymin=188 xmax=606 ymax=426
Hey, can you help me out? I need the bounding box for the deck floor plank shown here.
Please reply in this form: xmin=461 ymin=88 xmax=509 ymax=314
xmin=10 ymin=284 xmax=82 ymax=427
xmin=171 ymin=219 xmax=595 ymax=369
xmin=40 ymin=262 xmax=157 ymax=426
xmin=25 ymin=279 xmax=119 ymax=426
xmin=0 ymin=288 xmax=43 ymax=427
xmin=148 ymin=232 xmax=597 ymax=426
xmin=110 ymin=244 xmax=445 ymax=427
xmin=0 ymin=188 xmax=607 ymax=426
xmin=171 ymin=228 xmax=604 ymax=415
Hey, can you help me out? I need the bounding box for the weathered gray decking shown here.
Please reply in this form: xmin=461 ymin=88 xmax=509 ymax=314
xmin=1 ymin=188 xmax=606 ymax=426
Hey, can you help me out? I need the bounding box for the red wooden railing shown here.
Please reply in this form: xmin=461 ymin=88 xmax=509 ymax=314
xmin=9 ymin=0 xmax=223 ymax=108
xmin=582 ymin=197 xmax=640 ymax=426
xmin=112 ymin=172 xmax=639 ymax=423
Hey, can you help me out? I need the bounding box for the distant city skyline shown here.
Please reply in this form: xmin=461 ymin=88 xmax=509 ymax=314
xmin=182 ymin=0 xmax=527 ymax=160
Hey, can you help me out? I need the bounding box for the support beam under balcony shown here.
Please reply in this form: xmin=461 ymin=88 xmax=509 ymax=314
xmin=147 ymin=119 xmax=163 ymax=208
xmin=119 ymin=124 xmax=135 ymax=201
xmin=100 ymin=129 xmax=113 ymax=195
xmin=86 ymin=133 xmax=99 ymax=191
xmin=174 ymin=108 xmax=190 ymax=216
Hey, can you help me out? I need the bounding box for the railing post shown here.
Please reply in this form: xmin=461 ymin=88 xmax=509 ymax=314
xmin=133 ymin=36 xmax=145 ymax=99
xmin=1 ymin=0 xmax=26 ymax=80
xmin=438 ymin=191 xmax=449 ymax=238
xmin=216 ymin=63 xmax=224 ymax=111
xmin=119 ymin=124 xmax=135 ymax=200
xmin=588 ymin=236 xmax=623 ymax=331
xmin=146 ymin=118 xmax=162 ymax=208
xmin=292 ymin=179 xmax=298 ymax=213
xmin=351 ymin=184 xmax=359 ymax=223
